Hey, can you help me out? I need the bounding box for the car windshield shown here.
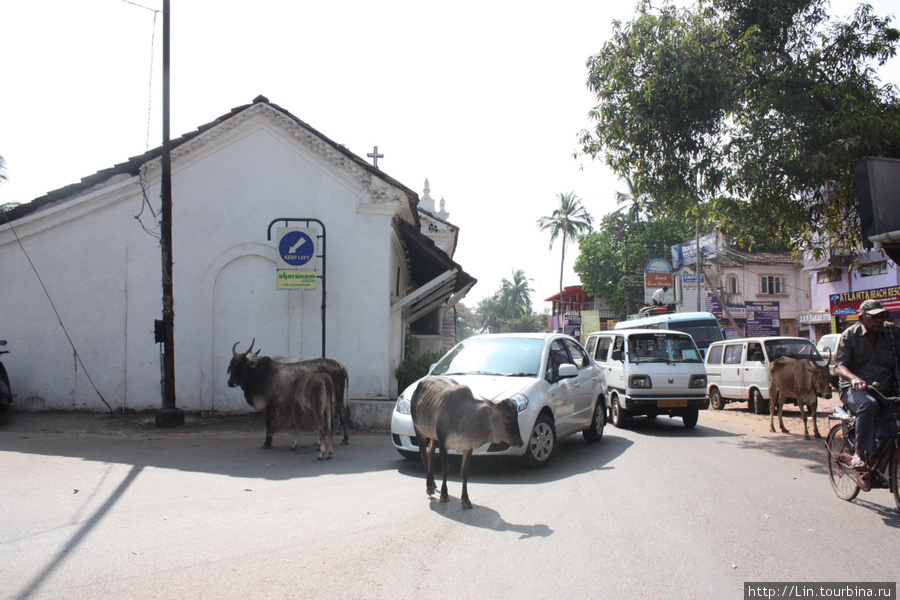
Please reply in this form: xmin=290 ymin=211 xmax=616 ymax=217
xmin=765 ymin=339 xmax=824 ymax=362
xmin=628 ymin=333 xmax=702 ymax=364
xmin=431 ymin=337 xmax=544 ymax=377
xmin=669 ymin=319 xmax=723 ymax=349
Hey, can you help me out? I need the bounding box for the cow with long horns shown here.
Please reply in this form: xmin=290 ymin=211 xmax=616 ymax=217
xmin=227 ymin=340 xmax=351 ymax=453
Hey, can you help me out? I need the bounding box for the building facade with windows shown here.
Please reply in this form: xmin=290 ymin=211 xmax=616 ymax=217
xmin=706 ymin=246 xmax=808 ymax=338
xmin=802 ymin=248 xmax=900 ymax=341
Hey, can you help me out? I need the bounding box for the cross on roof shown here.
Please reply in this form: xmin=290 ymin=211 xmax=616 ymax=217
xmin=367 ymin=146 xmax=384 ymax=169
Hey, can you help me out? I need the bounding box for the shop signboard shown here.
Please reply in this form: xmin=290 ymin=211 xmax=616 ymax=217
xmin=643 ymin=258 xmax=675 ymax=304
xmin=671 ymin=234 xmax=717 ymax=268
xmin=745 ymin=301 xmax=780 ymax=336
xmin=829 ymin=285 xmax=900 ymax=315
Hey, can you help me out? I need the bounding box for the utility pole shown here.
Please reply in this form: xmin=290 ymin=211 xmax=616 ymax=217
xmin=156 ymin=0 xmax=183 ymax=427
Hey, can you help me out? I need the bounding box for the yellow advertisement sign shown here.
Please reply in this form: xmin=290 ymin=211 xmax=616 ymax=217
xmin=277 ymin=270 xmax=317 ymax=290
xmin=582 ymin=310 xmax=601 ymax=335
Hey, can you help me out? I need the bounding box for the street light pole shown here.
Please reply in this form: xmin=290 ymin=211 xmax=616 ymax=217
xmin=156 ymin=0 xmax=183 ymax=427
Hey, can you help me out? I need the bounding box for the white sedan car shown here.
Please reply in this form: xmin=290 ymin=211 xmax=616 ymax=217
xmin=391 ymin=333 xmax=607 ymax=467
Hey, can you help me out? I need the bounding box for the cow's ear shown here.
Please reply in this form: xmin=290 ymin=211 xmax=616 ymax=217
xmin=227 ymin=365 xmax=232 ymax=374
xmin=248 ymin=359 xmax=258 ymax=368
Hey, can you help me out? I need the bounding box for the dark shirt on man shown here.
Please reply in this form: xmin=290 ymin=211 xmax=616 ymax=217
xmin=834 ymin=321 xmax=900 ymax=394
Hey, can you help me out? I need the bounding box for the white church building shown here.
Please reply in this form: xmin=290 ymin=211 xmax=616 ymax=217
xmin=0 ymin=96 xmax=474 ymax=414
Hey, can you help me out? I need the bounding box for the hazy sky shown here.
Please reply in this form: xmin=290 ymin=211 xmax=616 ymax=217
xmin=2 ymin=0 xmax=897 ymax=310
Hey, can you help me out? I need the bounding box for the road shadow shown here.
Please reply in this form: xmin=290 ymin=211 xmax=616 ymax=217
xmin=427 ymin=497 xmax=554 ymax=538
xmin=850 ymin=497 xmax=900 ymax=529
xmin=608 ymin=415 xmax=740 ymax=439
xmin=395 ymin=432 xmax=633 ymax=487
xmin=0 ymin=411 xmax=405 ymax=481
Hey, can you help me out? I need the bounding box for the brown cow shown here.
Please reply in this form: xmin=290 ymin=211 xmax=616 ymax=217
xmin=293 ymin=372 xmax=334 ymax=460
xmin=273 ymin=355 xmax=351 ymax=445
xmin=410 ymin=376 xmax=524 ymax=509
xmin=769 ymin=356 xmax=832 ymax=440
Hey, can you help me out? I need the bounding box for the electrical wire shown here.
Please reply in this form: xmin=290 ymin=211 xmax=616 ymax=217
xmin=0 ymin=211 xmax=114 ymax=413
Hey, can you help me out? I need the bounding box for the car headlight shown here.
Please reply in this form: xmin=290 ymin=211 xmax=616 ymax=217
xmin=395 ymin=396 xmax=411 ymax=415
xmin=630 ymin=375 xmax=652 ymax=388
xmin=689 ymin=375 xmax=707 ymax=389
xmin=510 ymin=393 xmax=529 ymax=412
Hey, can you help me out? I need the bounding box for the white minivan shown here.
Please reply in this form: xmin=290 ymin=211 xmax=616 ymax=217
xmin=584 ymin=329 xmax=708 ymax=428
xmin=705 ymin=336 xmax=827 ymax=414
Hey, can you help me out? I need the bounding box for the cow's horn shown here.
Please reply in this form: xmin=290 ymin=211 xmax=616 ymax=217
xmin=246 ymin=338 xmax=256 ymax=356
xmin=826 ymin=348 xmax=832 ymax=366
xmin=232 ymin=342 xmax=240 ymax=358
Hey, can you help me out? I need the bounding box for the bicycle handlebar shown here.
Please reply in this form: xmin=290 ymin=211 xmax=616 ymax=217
xmin=864 ymin=384 xmax=900 ymax=404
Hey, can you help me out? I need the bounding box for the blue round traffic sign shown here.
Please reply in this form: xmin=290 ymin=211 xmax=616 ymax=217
xmin=279 ymin=230 xmax=315 ymax=267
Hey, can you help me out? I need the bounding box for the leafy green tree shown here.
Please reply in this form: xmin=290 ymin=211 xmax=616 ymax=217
xmin=454 ymin=303 xmax=479 ymax=341
xmin=473 ymin=270 xmax=546 ymax=333
xmin=537 ymin=192 xmax=594 ymax=304
xmin=575 ymin=210 xmax=698 ymax=318
xmin=497 ymin=269 xmax=534 ymax=319
xmin=615 ymin=174 xmax=653 ymax=235
xmin=475 ymin=295 xmax=505 ymax=333
xmin=580 ymin=0 xmax=900 ymax=254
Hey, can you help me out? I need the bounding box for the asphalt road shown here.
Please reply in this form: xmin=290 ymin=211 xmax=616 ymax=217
xmin=1 ymin=405 xmax=898 ymax=600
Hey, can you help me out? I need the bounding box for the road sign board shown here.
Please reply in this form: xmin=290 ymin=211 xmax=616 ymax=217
xmin=277 ymin=227 xmax=317 ymax=270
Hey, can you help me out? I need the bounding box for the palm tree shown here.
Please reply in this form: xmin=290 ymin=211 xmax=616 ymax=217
xmin=536 ymin=192 xmax=593 ymax=315
xmin=475 ymin=295 xmax=504 ymax=333
xmin=497 ymin=269 xmax=534 ymax=319
xmin=615 ymin=174 xmax=648 ymax=234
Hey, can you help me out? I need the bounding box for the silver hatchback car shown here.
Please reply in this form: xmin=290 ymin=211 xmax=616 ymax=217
xmin=391 ymin=333 xmax=607 ymax=468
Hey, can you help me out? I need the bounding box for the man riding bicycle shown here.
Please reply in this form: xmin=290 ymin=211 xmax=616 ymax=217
xmin=833 ymin=299 xmax=900 ymax=469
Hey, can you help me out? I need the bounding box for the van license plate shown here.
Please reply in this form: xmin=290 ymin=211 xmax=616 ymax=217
xmin=658 ymin=400 xmax=687 ymax=408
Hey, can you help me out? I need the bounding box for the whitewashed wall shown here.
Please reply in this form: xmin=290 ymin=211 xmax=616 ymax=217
xmin=0 ymin=104 xmax=416 ymax=412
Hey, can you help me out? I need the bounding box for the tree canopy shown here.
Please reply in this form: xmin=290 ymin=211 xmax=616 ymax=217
xmin=474 ymin=270 xmax=547 ymax=333
xmin=579 ymin=0 xmax=900 ymax=253
xmin=574 ymin=209 xmax=697 ymax=318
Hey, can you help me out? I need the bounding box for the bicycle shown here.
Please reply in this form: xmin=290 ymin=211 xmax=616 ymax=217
xmin=825 ymin=385 xmax=900 ymax=512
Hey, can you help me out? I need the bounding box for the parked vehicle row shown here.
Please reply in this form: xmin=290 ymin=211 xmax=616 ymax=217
xmin=391 ymin=328 xmax=833 ymax=475
xmin=391 ymin=328 xmax=711 ymax=468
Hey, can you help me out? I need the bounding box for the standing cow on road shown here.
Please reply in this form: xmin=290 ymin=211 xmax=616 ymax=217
xmin=411 ymin=376 xmax=524 ymax=509
xmin=769 ymin=356 xmax=832 ymax=440
xmin=227 ymin=340 xmax=349 ymax=453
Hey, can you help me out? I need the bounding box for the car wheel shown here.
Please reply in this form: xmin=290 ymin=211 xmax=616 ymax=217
xmin=583 ymin=399 xmax=606 ymax=443
xmin=682 ymin=409 xmax=699 ymax=428
xmin=522 ymin=413 xmax=555 ymax=468
xmin=610 ymin=395 xmax=630 ymax=428
xmin=709 ymin=387 xmax=724 ymax=410
xmin=752 ymin=389 xmax=768 ymax=415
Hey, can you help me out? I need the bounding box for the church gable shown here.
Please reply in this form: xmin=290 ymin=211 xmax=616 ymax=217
xmin=6 ymin=96 xmax=421 ymax=230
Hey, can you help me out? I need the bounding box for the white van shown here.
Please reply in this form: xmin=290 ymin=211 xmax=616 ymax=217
xmin=705 ymin=336 xmax=827 ymax=414
xmin=584 ymin=329 xmax=708 ymax=429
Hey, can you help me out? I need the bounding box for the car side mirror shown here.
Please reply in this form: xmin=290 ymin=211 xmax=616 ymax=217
xmin=557 ymin=363 xmax=578 ymax=379
xmin=611 ymin=349 xmax=623 ymax=362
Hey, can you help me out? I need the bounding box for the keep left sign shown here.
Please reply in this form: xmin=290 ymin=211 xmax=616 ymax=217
xmin=276 ymin=227 xmax=317 ymax=270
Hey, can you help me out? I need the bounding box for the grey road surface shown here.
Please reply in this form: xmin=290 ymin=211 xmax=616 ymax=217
xmin=1 ymin=408 xmax=897 ymax=600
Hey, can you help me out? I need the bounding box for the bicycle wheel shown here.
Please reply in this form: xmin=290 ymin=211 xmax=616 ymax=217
xmin=891 ymin=447 xmax=900 ymax=513
xmin=826 ymin=423 xmax=860 ymax=501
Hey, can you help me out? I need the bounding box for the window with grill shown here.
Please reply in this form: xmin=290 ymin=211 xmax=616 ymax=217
xmin=760 ymin=275 xmax=785 ymax=295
